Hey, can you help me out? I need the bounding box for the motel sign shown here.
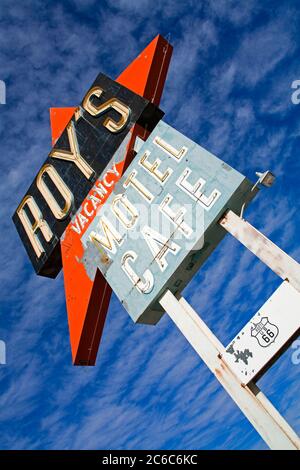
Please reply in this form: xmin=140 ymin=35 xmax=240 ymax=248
xmin=82 ymin=120 xmax=255 ymax=324
xmin=12 ymin=36 xmax=300 ymax=450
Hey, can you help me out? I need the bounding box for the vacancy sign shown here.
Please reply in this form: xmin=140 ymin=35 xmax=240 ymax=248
xmin=224 ymin=281 xmax=300 ymax=384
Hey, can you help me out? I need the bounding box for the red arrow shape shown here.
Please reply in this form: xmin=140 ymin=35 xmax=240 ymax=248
xmin=50 ymin=35 xmax=173 ymax=365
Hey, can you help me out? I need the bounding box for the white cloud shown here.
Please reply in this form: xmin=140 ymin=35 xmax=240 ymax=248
xmin=0 ymin=0 xmax=299 ymax=451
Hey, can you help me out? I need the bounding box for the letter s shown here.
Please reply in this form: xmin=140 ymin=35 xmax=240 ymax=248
xmin=291 ymin=80 xmax=300 ymax=104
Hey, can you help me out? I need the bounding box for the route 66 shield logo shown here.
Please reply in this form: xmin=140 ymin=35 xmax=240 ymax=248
xmin=251 ymin=316 xmax=279 ymax=348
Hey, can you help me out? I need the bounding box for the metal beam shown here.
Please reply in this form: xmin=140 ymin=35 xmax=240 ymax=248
xmin=219 ymin=210 xmax=300 ymax=293
xmin=159 ymin=289 xmax=300 ymax=450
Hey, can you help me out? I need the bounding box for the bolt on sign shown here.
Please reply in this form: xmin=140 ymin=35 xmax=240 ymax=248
xmin=224 ymin=280 xmax=300 ymax=384
xmin=13 ymin=73 xmax=163 ymax=278
xmin=81 ymin=121 xmax=257 ymax=324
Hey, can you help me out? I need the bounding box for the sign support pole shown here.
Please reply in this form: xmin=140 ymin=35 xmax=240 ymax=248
xmin=159 ymin=209 xmax=300 ymax=449
xmin=219 ymin=210 xmax=300 ymax=293
xmin=159 ymin=290 xmax=300 ymax=450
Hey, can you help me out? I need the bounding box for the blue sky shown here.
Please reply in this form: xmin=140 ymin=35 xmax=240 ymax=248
xmin=0 ymin=0 xmax=300 ymax=450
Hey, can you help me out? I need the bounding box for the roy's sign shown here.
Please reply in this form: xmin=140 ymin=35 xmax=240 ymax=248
xmin=13 ymin=73 xmax=162 ymax=278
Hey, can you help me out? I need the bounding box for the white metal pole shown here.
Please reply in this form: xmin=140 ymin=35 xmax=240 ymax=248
xmin=159 ymin=289 xmax=300 ymax=450
xmin=219 ymin=210 xmax=300 ymax=293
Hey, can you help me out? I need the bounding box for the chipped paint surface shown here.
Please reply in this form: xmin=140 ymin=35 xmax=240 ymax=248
xmin=160 ymin=290 xmax=300 ymax=450
xmin=224 ymin=281 xmax=300 ymax=383
xmin=82 ymin=121 xmax=256 ymax=324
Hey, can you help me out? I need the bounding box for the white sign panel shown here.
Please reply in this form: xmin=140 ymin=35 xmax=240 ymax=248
xmin=81 ymin=121 xmax=254 ymax=324
xmin=224 ymin=281 xmax=300 ymax=384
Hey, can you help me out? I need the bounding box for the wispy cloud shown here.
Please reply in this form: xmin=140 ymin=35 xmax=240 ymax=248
xmin=0 ymin=0 xmax=299 ymax=451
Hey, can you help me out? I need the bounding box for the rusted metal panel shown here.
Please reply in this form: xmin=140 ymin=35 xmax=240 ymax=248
xmin=160 ymin=289 xmax=300 ymax=450
xmin=219 ymin=210 xmax=300 ymax=293
xmin=224 ymin=281 xmax=300 ymax=383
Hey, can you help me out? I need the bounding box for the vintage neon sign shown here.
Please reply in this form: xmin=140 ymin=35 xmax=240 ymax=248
xmin=11 ymin=34 xmax=300 ymax=451
xmin=13 ymin=35 xmax=257 ymax=361
xmin=13 ymin=35 xmax=173 ymax=364
xmin=12 ymin=35 xmax=255 ymax=363
xmin=13 ymin=73 xmax=163 ymax=278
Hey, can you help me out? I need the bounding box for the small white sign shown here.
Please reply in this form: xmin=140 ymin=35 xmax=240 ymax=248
xmin=224 ymin=281 xmax=300 ymax=384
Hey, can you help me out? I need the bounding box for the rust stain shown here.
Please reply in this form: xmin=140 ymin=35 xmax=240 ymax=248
xmin=214 ymin=355 xmax=300 ymax=448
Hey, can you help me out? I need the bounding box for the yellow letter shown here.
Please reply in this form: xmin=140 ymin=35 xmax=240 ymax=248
xmin=50 ymin=121 xmax=94 ymax=180
xmin=82 ymin=86 xmax=130 ymax=132
xmin=37 ymin=164 xmax=73 ymax=219
xmin=17 ymin=195 xmax=53 ymax=257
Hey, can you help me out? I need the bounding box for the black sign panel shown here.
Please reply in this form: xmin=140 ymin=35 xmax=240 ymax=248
xmin=12 ymin=73 xmax=163 ymax=278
